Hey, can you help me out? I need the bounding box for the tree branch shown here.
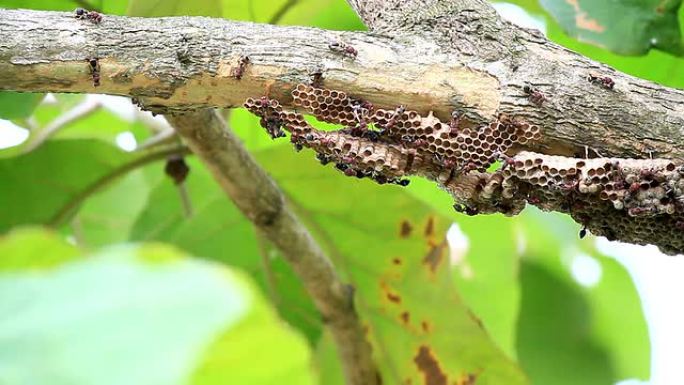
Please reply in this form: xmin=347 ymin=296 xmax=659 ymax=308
xmin=23 ymin=98 xmax=102 ymax=153
xmin=165 ymin=110 xmax=379 ymax=385
xmin=1 ymin=8 xmax=682 ymax=159
xmin=345 ymin=0 xmax=496 ymax=32
xmin=2 ymin=7 xmax=684 ymax=251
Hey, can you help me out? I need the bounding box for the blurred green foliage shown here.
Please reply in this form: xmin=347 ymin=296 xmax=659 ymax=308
xmin=0 ymin=0 xmax=663 ymax=384
xmin=0 ymin=229 xmax=315 ymax=385
xmin=539 ymin=0 xmax=683 ymax=55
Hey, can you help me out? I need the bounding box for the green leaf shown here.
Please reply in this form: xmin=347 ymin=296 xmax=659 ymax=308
xmin=72 ymin=169 xmax=152 ymax=247
xmin=127 ymin=0 xmax=221 ymax=17
xmin=588 ymin=253 xmax=650 ymax=379
xmin=387 ymin=161 xmax=649 ymax=380
xmin=452 ymin=215 xmax=520 ymax=358
xmin=506 ymin=0 xmax=684 ymax=86
xmin=0 ymin=139 xmax=171 ymax=232
xmin=129 ymin=158 xmax=323 ymax=345
xmin=402 ymin=177 xmax=522 ymax=358
xmin=539 ymin=0 xmax=683 ymax=55
xmin=0 ymin=228 xmax=80 ymax=271
xmin=516 ymin=209 xmax=650 ymax=382
xmin=0 ymin=92 xmax=43 ymax=120
xmin=0 ymin=228 xmax=315 ymax=385
xmin=287 ymin=0 xmax=365 ymax=30
xmin=516 ymin=260 xmax=616 ymax=385
xmin=258 ymin=146 xmax=528 ymax=385
xmin=213 ymin=0 xmax=362 ymax=27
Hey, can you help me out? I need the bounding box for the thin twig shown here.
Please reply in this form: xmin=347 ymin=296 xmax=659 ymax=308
xmin=49 ymin=144 xmax=191 ymax=227
xmin=269 ymin=0 xmax=298 ymax=24
xmin=166 ymin=110 xmax=379 ymax=385
xmin=23 ymin=99 xmax=101 ymax=153
xmin=176 ymin=183 xmax=194 ymax=218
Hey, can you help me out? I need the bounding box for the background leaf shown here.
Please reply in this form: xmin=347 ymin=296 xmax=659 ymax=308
xmin=539 ymin=0 xmax=683 ymax=55
xmin=0 ymin=228 xmax=315 ymax=385
xmin=517 ymin=209 xmax=650 ymax=383
xmin=0 ymin=139 xmax=170 ymax=232
xmin=516 ymin=260 xmax=616 ymax=385
xmin=0 ymin=0 xmax=129 ymax=13
xmin=500 ymin=0 xmax=684 ymax=89
xmin=129 ymin=157 xmax=323 ymax=345
xmin=258 ymin=145 xmax=528 ymax=385
xmin=0 ymin=92 xmax=44 ymax=120
xmin=127 ymin=0 xmax=221 ymax=17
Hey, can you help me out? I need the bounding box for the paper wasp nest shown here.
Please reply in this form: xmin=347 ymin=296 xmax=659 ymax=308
xmin=245 ymin=84 xmax=684 ymax=255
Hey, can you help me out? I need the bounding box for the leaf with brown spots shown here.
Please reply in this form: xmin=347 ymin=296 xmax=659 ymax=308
xmin=257 ymin=147 xmax=528 ymax=385
xmin=540 ymin=0 xmax=683 ymax=55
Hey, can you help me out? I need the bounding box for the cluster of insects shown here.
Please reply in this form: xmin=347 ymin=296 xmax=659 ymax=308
xmin=587 ymin=73 xmax=615 ymax=90
xmin=453 ymin=203 xmax=480 ymax=216
xmin=328 ymin=41 xmax=358 ymax=59
xmin=74 ymin=8 xmax=102 ymax=23
xmin=87 ymin=58 xmax=100 ymax=87
xmin=333 ymin=159 xmax=410 ymax=186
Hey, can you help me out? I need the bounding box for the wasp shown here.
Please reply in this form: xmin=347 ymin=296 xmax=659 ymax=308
xmin=523 ymin=85 xmax=545 ymax=106
xmin=75 ymin=8 xmax=102 ymax=23
xmin=87 ymin=57 xmax=101 ymax=87
xmin=328 ymin=41 xmax=358 ymax=59
xmin=232 ymin=56 xmax=250 ymax=80
xmin=588 ymin=73 xmax=615 ymax=90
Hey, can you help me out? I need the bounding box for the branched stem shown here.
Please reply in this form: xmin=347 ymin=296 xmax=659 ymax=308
xmin=166 ymin=110 xmax=379 ymax=385
xmin=48 ymin=144 xmax=190 ymax=227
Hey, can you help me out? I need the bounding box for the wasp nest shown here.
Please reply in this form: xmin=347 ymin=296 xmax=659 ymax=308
xmin=247 ymin=84 xmax=541 ymax=186
xmin=448 ymin=152 xmax=684 ymax=254
xmin=245 ymin=84 xmax=684 ymax=255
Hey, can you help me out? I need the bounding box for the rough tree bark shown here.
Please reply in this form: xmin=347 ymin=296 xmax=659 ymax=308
xmin=0 ymin=0 xmax=683 ymax=381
